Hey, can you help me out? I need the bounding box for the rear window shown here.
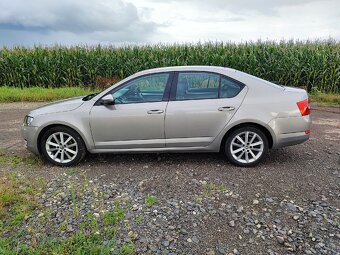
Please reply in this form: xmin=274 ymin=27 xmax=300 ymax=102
xmin=220 ymin=77 xmax=243 ymax=98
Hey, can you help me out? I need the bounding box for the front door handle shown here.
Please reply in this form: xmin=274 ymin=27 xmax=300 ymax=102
xmin=147 ymin=109 xmax=164 ymax=114
xmin=218 ymin=106 xmax=235 ymax=111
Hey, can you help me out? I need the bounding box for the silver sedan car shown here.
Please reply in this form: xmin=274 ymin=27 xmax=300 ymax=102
xmin=21 ymin=66 xmax=311 ymax=167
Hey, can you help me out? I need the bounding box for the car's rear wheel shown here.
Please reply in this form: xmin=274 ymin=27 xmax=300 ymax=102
xmin=40 ymin=126 xmax=86 ymax=166
xmin=225 ymin=126 xmax=268 ymax=167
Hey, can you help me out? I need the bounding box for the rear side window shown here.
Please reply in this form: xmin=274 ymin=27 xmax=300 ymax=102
xmin=176 ymin=72 xmax=220 ymax=100
xmin=220 ymin=77 xmax=243 ymax=98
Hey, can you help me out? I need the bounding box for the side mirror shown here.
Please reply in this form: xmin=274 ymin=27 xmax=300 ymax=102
xmin=100 ymin=94 xmax=115 ymax=105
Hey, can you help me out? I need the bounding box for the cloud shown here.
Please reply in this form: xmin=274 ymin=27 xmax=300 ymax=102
xmin=0 ymin=0 xmax=339 ymax=46
xmin=0 ymin=0 xmax=158 ymax=45
xmin=146 ymin=0 xmax=323 ymax=15
xmin=134 ymin=0 xmax=340 ymax=43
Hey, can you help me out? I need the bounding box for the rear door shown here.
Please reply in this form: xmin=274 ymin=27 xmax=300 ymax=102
xmin=165 ymin=71 xmax=247 ymax=147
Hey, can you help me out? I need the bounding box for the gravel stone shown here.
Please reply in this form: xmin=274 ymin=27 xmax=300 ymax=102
xmin=253 ymin=199 xmax=259 ymax=205
xmin=276 ymin=236 xmax=285 ymax=245
xmin=1 ymin=104 xmax=339 ymax=255
xmin=229 ymin=220 xmax=236 ymax=227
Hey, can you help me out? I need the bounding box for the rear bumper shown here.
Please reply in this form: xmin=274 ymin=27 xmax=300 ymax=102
xmin=275 ymin=132 xmax=309 ymax=148
xmin=269 ymin=115 xmax=311 ymax=148
xmin=21 ymin=125 xmax=40 ymax=155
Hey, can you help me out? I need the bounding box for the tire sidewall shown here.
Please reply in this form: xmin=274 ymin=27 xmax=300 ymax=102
xmin=225 ymin=126 xmax=269 ymax=167
xmin=40 ymin=126 xmax=86 ymax=167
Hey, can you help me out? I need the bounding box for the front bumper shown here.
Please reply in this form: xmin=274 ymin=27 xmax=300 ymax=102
xmin=21 ymin=125 xmax=40 ymax=155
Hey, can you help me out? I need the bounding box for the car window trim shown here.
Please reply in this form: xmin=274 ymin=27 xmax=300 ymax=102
xmin=162 ymin=72 xmax=174 ymax=102
xmin=170 ymin=71 xmax=246 ymax=102
xmin=219 ymin=75 xmax=246 ymax=99
xmin=94 ymin=72 xmax=174 ymax=106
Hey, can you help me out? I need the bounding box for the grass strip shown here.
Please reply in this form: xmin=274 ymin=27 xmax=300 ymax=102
xmin=0 ymin=86 xmax=97 ymax=102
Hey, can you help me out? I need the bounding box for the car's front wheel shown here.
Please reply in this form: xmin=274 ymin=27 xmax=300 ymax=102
xmin=225 ymin=126 xmax=268 ymax=167
xmin=41 ymin=126 xmax=86 ymax=166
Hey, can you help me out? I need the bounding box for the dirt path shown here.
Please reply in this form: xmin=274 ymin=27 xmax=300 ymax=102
xmin=0 ymin=102 xmax=339 ymax=254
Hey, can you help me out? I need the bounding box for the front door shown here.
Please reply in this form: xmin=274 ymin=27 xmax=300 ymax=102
xmin=90 ymin=73 xmax=171 ymax=149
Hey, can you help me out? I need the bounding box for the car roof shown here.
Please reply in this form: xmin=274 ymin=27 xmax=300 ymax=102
xmin=135 ymin=65 xmax=237 ymax=76
xmin=133 ymin=65 xmax=284 ymax=92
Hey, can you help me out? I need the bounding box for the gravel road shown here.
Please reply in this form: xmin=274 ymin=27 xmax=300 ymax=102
xmin=0 ymin=102 xmax=339 ymax=254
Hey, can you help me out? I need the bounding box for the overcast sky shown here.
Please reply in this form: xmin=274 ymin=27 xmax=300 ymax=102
xmin=0 ymin=0 xmax=339 ymax=47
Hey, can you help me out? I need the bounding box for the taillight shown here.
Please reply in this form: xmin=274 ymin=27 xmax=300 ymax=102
xmin=297 ymin=99 xmax=310 ymax=116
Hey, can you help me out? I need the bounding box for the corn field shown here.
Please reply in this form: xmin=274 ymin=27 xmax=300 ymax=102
xmin=0 ymin=40 xmax=339 ymax=93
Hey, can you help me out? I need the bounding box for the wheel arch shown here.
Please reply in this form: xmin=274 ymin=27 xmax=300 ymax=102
xmin=37 ymin=123 xmax=89 ymax=154
xmin=220 ymin=122 xmax=274 ymax=152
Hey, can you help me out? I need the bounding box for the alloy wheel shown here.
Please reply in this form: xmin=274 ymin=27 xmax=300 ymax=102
xmin=230 ymin=131 xmax=264 ymax=164
xmin=45 ymin=132 xmax=78 ymax=164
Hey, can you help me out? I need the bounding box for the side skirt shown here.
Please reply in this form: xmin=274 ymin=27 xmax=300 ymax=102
xmin=89 ymin=146 xmax=220 ymax=154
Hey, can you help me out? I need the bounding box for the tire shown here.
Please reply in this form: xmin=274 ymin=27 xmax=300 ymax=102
xmin=225 ymin=126 xmax=269 ymax=167
xmin=40 ymin=126 xmax=86 ymax=167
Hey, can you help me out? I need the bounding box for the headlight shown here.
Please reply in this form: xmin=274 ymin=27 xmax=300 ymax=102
xmin=24 ymin=115 xmax=34 ymax=126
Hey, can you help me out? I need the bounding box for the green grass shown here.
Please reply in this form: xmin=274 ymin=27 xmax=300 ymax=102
xmin=0 ymin=149 xmax=43 ymax=167
xmin=0 ymin=86 xmax=97 ymax=102
xmin=203 ymin=182 xmax=227 ymax=197
xmin=0 ymin=153 xmax=136 ymax=255
xmin=205 ymin=183 xmax=226 ymax=192
xmin=145 ymin=195 xmax=157 ymax=207
xmin=70 ymin=185 xmax=79 ymax=217
xmin=102 ymin=208 xmax=125 ymax=226
xmin=310 ymin=92 xmax=340 ymax=105
xmin=134 ymin=215 xmax=143 ymax=225
xmin=0 ymin=40 xmax=339 ymax=93
xmin=0 ymin=172 xmax=134 ymax=255
xmin=0 ymin=173 xmax=40 ymax=230
xmin=118 ymin=243 xmax=135 ymax=255
xmin=0 ymin=230 xmax=134 ymax=255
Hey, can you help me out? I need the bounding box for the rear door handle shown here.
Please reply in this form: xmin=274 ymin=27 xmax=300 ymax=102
xmin=218 ymin=106 xmax=235 ymax=111
xmin=147 ymin=109 xmax=164 ymax=114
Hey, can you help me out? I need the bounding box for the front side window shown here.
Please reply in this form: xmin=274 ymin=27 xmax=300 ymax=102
xmin=176 ymin=72 xmax=220 ymax=100
xmin=112 ymin=73 xmax=169 ymax=104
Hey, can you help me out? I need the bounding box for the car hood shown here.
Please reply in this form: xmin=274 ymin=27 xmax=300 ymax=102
xmin=29 ymin=97 xmax=85 ymax=116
